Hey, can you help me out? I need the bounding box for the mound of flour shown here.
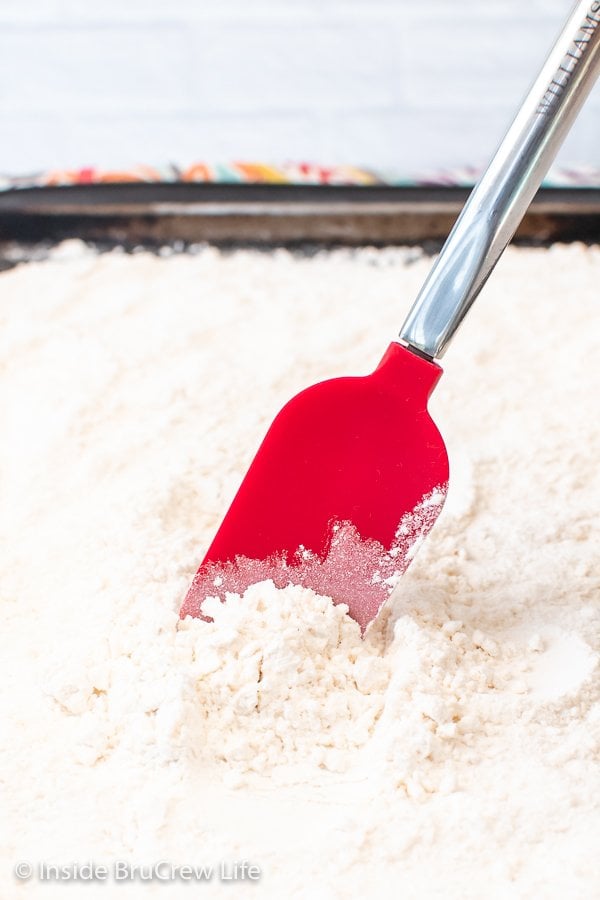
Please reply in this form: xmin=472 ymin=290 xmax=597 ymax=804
xmin=1 ymin=241 xmax=599 ymax=899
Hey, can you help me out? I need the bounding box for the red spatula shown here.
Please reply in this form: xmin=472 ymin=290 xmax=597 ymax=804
xmin=182 ymin=2 xmax=600 ymax=631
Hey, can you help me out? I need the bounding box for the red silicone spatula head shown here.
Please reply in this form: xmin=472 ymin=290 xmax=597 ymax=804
xmin=181 ymin=342 xmax=448 ymax=631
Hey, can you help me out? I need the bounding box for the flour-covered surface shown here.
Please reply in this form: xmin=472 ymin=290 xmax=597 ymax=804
xmin=182 ymin=486 xmax=448 ymax=632
xmin=1 ymin=241 xmax=599 ymax=899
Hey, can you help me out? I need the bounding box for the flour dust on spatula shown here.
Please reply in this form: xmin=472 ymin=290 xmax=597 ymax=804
xmin=181 ymin=485 xmax=447 ymax=632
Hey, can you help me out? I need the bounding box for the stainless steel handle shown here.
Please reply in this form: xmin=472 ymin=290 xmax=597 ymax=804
xmin=399 ymin=0 xmax=600 ymax=359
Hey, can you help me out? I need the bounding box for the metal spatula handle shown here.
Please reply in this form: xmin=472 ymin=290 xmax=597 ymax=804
xmin=400 ymin=0 xmax=600 ymax=360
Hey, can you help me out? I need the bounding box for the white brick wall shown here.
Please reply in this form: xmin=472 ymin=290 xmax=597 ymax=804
xmin=0 ymin=0 xmax=597 ymax=175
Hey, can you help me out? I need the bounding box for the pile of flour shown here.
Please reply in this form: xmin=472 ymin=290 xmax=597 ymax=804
xmin=1 ymin=241 xmax=599 ymax=899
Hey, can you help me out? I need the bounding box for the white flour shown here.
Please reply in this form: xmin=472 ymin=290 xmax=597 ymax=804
xmin=1 ymin=241 xmax=599 ymax=899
